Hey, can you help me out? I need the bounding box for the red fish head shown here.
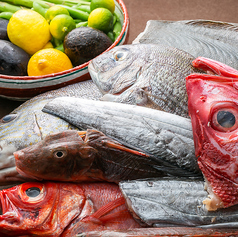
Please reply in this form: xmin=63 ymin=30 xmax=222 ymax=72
xmin=0 ymin=181 xmax=85 ymax=236
xmin=14 ymin=130 xmax=97 ymax=182
xmin=186 ymin=57 xmax=238 ymax=211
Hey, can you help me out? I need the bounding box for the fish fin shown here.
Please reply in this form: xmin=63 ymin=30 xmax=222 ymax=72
xmin=192 ymin=57 xmax=238 ymax=78
xmin=105 ymin=140 xmax=150 ymax=158
xmin=82 ymin=197 xmax=125 ymax=224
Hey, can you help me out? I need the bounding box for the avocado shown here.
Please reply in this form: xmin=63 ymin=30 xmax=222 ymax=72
xmin=63 ymin=27 xmax=113 ymax=66
xmin=0 ymin=40 xmax=30 ymax=76
xmin=0 ymin=19 xmax=9 ymax=40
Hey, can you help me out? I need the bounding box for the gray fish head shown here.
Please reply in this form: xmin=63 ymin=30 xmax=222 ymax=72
xmin=88 ymin=44 xmax=147 ymax=95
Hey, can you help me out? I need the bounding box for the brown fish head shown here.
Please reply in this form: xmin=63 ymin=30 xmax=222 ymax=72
xmin=0 ymin=181 xmax=86 ymax=236
xmin=186 ymin=57 xmax=238 ymax=211
xmin=14 ymin=130 xmax=97 ymax=182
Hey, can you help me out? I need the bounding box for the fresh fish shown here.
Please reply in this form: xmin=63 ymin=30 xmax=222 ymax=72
xmin=133 ymin=20 xmax=238 ymax=70
xmin=0 ymin=181 xmax=140 ymax=236
xmin=42 ymin=98 xmax=200 ymax=177
xmin=88 ymin=43 xmax=203 ymax=118
xmin=186 ymin=57 xmax=238 ymax=210
xmin=0 ymin=80 xmax=103 ymax=186
xmin=120 ymin=179 xmax=238 ymax=228
xmin=14 ymin=129 xmax=198 ymax=183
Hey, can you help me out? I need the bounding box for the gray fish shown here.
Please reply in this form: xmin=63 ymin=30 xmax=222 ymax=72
xmin=120 ymin=179 xmax=238 ymax=228
xmin=133 ymin=20 xmax=238 ymax=70
xmin=0 ymin=80 xmax=103 ymax=186
xmin=42 ymin=98 xmax=200 ymax=175
xmin=88 ymin=43 xmax=202 ymax=118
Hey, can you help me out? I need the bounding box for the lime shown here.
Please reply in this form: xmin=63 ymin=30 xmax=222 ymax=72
xmin=27 ymin=48 xmax=73 ymax=76
xmin=45 ymin=5 xmax=70 ymax=23
xmin=50 ymin=14 xmax=76 ymax=40
xmin=7 ymin=9 xmax=51 ymax=55
xmin=90 ymin=0 xmax=115 ymax=13
xmin=88 ymin=8 xmax=113 ymax=33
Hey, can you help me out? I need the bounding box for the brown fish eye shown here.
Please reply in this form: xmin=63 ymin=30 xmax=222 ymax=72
xmin=0 ymin=114 xmax=18 ymax=123
xmin=211 ymin=106 xmax=238 ymax=132
xmin=25 ymin=187 xmax=41 ymax=197
xmin=54 ymin=150 xmax=67 ymax=158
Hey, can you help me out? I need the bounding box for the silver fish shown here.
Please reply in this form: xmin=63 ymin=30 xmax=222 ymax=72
xmin=133 ymin=20 xmax=238 ymax=70
xmin=43 ymin=97 xmax=200 ymax=176
xmin=88 ymin=43 xmax=202 ymax=118
xmin=120 ymin=179 xmax=238 ymax=228
xmin=0 ymin=80 xmax=102 ymax=186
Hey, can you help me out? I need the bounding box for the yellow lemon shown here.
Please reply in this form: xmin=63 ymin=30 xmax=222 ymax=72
xmin=90 ymin=0 xmax=115 ymax=13
xmin=88 ymin=8 xmax=113 ymax=33
xmin=50 ymin=14 xmax=76 ymax=40
xmin=7 ymin=9 xmax=51 ymax=55
xmin=27 ymin=48 xmax=73 ymax=76
xmin=42 ymin=41 xmax=54 ymax=49
xmin=45 ymin=5 xmax=70 ymax=23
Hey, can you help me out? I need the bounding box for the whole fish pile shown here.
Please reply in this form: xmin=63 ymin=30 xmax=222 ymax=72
xmin=1 ymin=18 xmax=238 ymax=236
xmin=0 ymin=43 xmax=201 ymax=187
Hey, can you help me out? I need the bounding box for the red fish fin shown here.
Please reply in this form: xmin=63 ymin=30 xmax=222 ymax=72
xmin=193 ymin=57 xmax=238 ymax=78
xmin=186 ymin=74 xmax=238 ymax=86
xmin=105 ymin=140 xmax=150 ymax=158
xmin=77 ymin=131 xmax=87 ymax=140
xmin=82 ymin=197 xmax=125 ymax=224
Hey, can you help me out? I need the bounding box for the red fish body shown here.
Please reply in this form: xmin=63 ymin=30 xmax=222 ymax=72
xmin=0 ymin=182 xmax=139 ymax=236
xmin=186 ymin=57 xmax=238 ymax=210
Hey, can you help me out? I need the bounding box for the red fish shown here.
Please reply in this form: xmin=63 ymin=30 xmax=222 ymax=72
xmin=186 ymin=57 xmax=238 ymax=211
xmin=0 ymin=181 xmax=140 ymax=236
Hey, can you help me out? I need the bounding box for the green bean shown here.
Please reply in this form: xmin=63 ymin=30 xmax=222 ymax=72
xmin=58 ymin=4 xmax=89 ymax=21
xmin=74 ymin=4 xmax=90 ymax=13
xmin=76 ymin=21 xmax=87 ymax=27
xmin=0 ymin=11 xmax=12 ymax=19
xmin=0 ymin=1 xmax=21 ymax=12
xmin=113 ymin=21 xmax=122 ymax=41
xmin=32 ymin=1 xmax=48 ymax=17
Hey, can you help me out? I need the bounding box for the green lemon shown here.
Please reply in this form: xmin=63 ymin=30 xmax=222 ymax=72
xmin=88 ymin=8 xmax=113 ymax=33
xmin=90 ymin=0 xmax=115 ymax=13
xmin=45 ymin=5 xmax=69 ymax=23
xmin=50 ymin=14 xmax=76 ymax=40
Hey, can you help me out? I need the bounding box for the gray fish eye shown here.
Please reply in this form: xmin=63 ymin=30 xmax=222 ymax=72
xmin=0 ymin=114 xmax=18 ymax=123
xmin=25 ymin=187 xmax=41 ymax=197
xmin=217 ymin=111 xmax=235 ymax=128
xmin=114 ymin=51 xmax=126 ymax=61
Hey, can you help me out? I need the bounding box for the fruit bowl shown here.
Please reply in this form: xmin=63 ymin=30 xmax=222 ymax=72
xmin=0 ymin=0 xmax=129 ymax=100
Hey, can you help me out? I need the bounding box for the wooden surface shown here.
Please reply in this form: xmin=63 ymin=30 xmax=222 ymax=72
xmin=1 ymin=0 xmax=238 ymax=118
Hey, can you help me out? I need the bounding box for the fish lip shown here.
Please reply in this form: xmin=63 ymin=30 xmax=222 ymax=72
xmin=16 ymin=167 xmax=42 ymax=181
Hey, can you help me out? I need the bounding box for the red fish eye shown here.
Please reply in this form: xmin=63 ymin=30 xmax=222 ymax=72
xmin=19 ymin=182 xmax=45 ymax=203
xmin=210 ymin=102 xmax=238 ymax=132
xmin=25 ymin=187 xmax=41 ymax=197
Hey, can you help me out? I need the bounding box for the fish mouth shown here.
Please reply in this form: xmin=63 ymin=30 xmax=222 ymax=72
xmin=16 ymin=167 xmax=42 ymax=181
